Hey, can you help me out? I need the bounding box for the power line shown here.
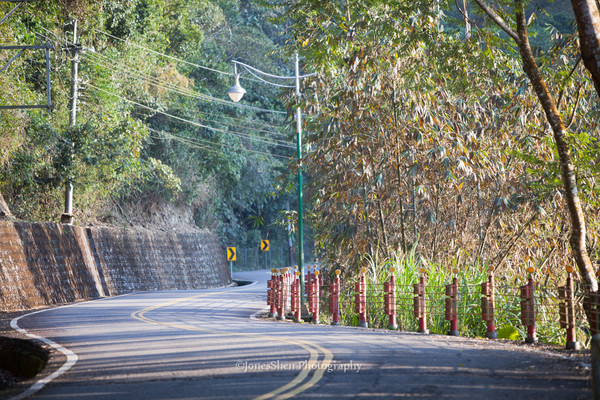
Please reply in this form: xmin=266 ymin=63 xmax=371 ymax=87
xmin=91 ymin=29 xmax=295 ymax=102
xmin=82 ymin=51 xmax=287 ymax=114
xmin=93 ymin=28 xmax=231 ymax=77
xmin=82 ymin=50 xmax=287 ymax=116
xmin=147 ymin=127 xmax=290 ymax=160
xmin=92 ymin=28 xmax=276 ymax=86
xmin=86 ymin=82 xmax=295 ymax=150
xmin=83 ymin=52 xmax=289 ymax=136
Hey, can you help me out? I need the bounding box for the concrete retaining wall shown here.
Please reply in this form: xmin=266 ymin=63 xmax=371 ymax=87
xmin=0 ymin=222 xmax=230 ymax=311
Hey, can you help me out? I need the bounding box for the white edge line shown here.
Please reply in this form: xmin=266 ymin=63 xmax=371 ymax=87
xmin=6 ymin=283 xmax=262 ymax=399
xmin=6 ymin=293 xmax=142 ymax=399
xmin=8 ymin=308 xmax=79 ymax=400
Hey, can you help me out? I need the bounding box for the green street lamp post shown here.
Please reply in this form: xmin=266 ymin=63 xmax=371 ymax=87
xmin=227 ymin=52 xmax=315 ymax=303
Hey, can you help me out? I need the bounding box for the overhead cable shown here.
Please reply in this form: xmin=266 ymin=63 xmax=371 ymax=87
xmin=83 ymin=50 xmax=286 ymax=116
xmin=147 ymin=127 xmax=290 ymax=160
xmin=93 ymin=28 xmax=231 ymax=77
xmin=87 ymin=83 xmax=295 ymax=150
xmin=83 ymin=52 xmax=289 ymax=135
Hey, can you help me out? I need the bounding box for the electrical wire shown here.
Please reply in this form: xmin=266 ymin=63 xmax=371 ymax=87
xmin=83 ymin=52 xmax=290 ymax=136
xmin=82 ymin=50 xmax=287 ymax=116
xmin=146 ymin=125 xmax=265 ymax=155
xmin=241 ymin=65 xmax=295 ymax=88
xmin=92 ymin=28 xmax=277 ymax=86
xmin=147 ymin=127 xmax=291 ymax=160
xmin=86 ymin=82 xmax=295 ymax=150
xmin=93 ymin=27 xmax=232 ymax=77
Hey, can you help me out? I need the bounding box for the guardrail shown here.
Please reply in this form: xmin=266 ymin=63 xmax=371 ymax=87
xmin=266 ymin=265 xmax=592 ymax=349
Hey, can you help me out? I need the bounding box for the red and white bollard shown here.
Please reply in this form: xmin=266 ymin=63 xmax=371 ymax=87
xmin=276 ymin=271 xmax=285 ymax=320
xmin=481 ymin=274 xmax=497 ymax=339
xmin=520 ymin=268 xmax=537 ymax=344
xmin=311 ymin=270 xmax=320 ymax=324
xmin=305 ymin=265 xmax=312 ymax=291
xmin=287 ymin=267 xmax=293 ymax=309
xmin=413 ymin=270 xmax=429 ymax=334
xmin=330 ymin=269 xmax=341 ymax=325
xmin=355 ymin=267 xmax=368 ymax=328
xmin=384 ymin=267 xmax=398 ymax=330
xmin=445 ymin=274 xmax=459 ymax=336
xmin=559 ymin=267 xmax=580 ymax=349
xmin=267 ymin=268 xmax=277 ymax=318
xmin=291 ymin=271 xmax=301 ymax=322
xmin=318 ymin=266 xmax=324 ymax=297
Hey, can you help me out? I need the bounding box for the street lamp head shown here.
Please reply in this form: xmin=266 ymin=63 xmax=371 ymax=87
xmin=227 ymin=73 xmax=246 ymax=103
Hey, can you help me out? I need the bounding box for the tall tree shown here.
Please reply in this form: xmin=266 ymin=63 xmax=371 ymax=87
xmin=472 ymin=0 xmax=598 ymax=294
xmin=570 ymin=0 xmax=600 ymax=94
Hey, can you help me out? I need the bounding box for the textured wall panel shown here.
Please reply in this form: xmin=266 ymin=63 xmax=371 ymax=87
xmin=0 ymin=222 xmax=230 ymax=311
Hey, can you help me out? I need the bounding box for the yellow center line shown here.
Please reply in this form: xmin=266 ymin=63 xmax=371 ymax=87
xmin=130 ymin=291 xmax=333 ymax=400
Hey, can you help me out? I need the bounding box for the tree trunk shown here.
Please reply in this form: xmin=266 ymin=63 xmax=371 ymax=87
xmin=0 ymin=191 xmax=12 ymax=220
xmin=570 ymin=0 xmax=600 ymax=95
xmin=514 ymin=1 xmax=598 ymax=293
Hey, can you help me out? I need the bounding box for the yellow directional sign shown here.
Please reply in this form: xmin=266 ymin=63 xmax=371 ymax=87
xmin=227 ymin=247 xmax=236 ymax=261
xmin=260 ymin=240 xmax=270 ymax=252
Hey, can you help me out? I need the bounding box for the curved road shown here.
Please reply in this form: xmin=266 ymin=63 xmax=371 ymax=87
xmin=8 ymin=270 xmax=589 ymax=399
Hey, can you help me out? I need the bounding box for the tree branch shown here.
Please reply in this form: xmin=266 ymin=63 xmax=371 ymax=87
xmin=556 ymin=55 xmax=582 ymax=109
xmin=472 ymin=0 xmax=520 ymax=42
xmin=565 ymin=84 xmax=584 ymax=130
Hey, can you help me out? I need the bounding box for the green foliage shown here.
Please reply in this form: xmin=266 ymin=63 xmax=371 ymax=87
xmin=497 ymin=325 xmax=520 ymax=341
xmin=0 ymin=0 xmax=300 ymax=251
xmin=331 ymin=250 xmax=578 ymax=345
xmin=273 ymin=0 xmax=600 ymax=305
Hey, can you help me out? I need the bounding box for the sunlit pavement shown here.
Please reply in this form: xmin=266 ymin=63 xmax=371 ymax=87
xmin=11 ymin=270 xmax=589 ymax=400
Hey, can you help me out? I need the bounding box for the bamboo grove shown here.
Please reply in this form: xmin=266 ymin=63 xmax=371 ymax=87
xmin=278 ymin=1 xmax=600 ymax=293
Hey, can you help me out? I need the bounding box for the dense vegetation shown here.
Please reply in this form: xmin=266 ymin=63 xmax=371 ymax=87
xmin=0 ymin=0 xmax=299 ymax=251
xmin=2 ymin=0 xmax=600 ymax=311
xmin=277 ymin=0 xmax=600 ymax=299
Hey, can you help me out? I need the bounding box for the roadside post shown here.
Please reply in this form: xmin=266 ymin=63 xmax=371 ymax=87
xmin=481 ymin=274 xmax=497 ymax=339
xmin=268 ymin=269 xmax=277 ymax=318
xmin=355 ymin=267 xmax=368 ymax=328
xmin=445 ymin=269 xmax=459 ymax=336
xmin=414 ymin=267 xmax=429 ymax=334
xmin=330 ymin=269 xmax=341 ymax=325
xmin=277 ymin=268 xmax=285 ymax=321
xmin=559 ymin=266 xmax=580 ymax=350
xmin=291 ymin=270 xmax=301 ymax=322
xmin=227 ymin=247 xmax=236 ymax=278
xmin=593 ymin=334 xmax=600 ymax=400
xmin=310 ymin=270 xmax=320 ymax=324
xmin=261 ymin=240 xmax=269 ymax=269
xmin=520 ymin=266 xmax=537 ymax=344
xmin=384 ymin=267 xmax=398 ymax=330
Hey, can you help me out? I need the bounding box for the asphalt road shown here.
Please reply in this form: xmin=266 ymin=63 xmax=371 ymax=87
xmin=6 ymin=270 xmax=590 ymax=400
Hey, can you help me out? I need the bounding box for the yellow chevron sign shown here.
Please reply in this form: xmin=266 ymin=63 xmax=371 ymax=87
xmin=227 ymin=247 xmax=236 ymax=261
xmin=260 ymin=240 xmax=270 ymax=252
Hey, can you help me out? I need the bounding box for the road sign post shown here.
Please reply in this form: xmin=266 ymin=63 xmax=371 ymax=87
xmin=227 ymin=247 xmax=236 ymax=277
xmin=260 ymin=240 xmax=269 ymax=270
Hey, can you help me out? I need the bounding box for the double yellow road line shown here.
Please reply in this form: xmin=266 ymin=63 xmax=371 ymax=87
xmin=131 ymin=291 xmax=333 ymax=400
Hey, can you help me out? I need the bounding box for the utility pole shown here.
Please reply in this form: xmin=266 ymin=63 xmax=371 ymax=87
xmin=294 ymin=51 xmax=305 ymax=301
xmin=61 ymin=20 xmax=79 ymax=225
